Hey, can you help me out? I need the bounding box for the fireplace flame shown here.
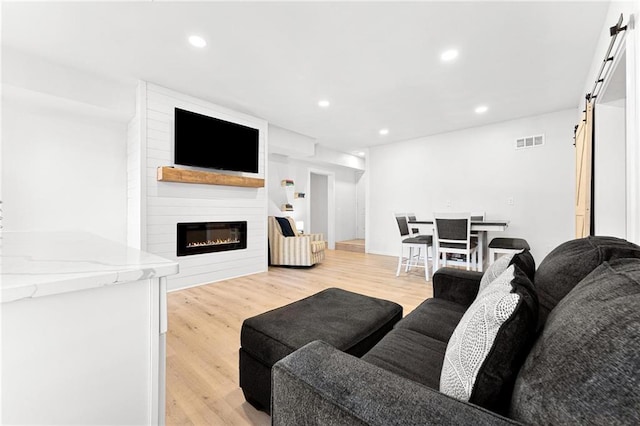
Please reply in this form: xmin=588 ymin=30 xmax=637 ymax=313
xmin=187 ymin=238 xmax=240 ymax=248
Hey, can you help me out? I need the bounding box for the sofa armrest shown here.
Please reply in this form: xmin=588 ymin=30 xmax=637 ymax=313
xmin=432 ymin=267 xmax=483 ymax=308
xmin=272 ymin=340 xmax=520 ymax=426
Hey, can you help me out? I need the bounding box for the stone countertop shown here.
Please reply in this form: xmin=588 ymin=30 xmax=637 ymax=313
xmin=1 ymin=231 xmax=179 ymax=303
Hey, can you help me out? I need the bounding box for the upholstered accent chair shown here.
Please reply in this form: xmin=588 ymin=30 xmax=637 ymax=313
xmin=268 ymin=216 xmax=326 ymax=267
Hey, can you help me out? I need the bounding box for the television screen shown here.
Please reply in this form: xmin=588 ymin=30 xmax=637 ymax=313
xmin=174 ymin=107 xmax=259 ymax=173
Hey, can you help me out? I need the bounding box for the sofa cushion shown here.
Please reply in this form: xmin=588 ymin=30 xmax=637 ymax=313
xmin=511 ymin=258 xmax=640 ymax=425
xmin=275 ymin=216 xmax=296 ymax=236
xmin=534 ymin=236 xmax=640 ymax=328
xmin=394 ymin=298 xmax=466 ymax=343
xmin=362 ymin=328 xmax=447 ymax=390
xmin=440 ymin=264 xmax=538 ymax=414
xmin=510 ymin=249 xmax=535 ymax=282
xmin=479 ymin=250 xmax=536 ymax=294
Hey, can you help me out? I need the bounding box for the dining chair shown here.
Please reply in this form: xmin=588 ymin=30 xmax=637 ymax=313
xmin=470 ymin=211 xmax=485 ymax=243
xmin=406 ymin=213 xmax=431 ymax=241
xmin=393 ymin=212 xmax=433 ymax=280
xmin=433 ymin=212 xmax=478 ymax=271
xmin=406 ymin=213 xmax=432 ymax=269
xmin=469 ymin=211 xmax=485 ymax=266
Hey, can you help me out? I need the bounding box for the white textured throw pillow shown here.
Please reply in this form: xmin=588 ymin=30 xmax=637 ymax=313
xmin=478 ymin=252 xmax=516 ymax=294
xmin=440 ymin=265 xmax=521 ymax=401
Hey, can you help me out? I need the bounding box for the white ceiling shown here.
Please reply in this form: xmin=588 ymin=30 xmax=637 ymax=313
xmin=2 ymin=1 xmax=610 ymax=154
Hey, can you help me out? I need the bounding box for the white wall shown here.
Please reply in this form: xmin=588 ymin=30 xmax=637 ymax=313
xmin=269 ymin=124 xmax=315 ymax=158
xmin=2 ymin=90 xmax=128 ymax=243
xmin=313 ymin=145 xmax=365 ymax=171
xmin=128 ymin=82 xmax=268 ymax=292
xmin=267 ymin=125 xmax=364 ymax=241
xmin=310 ymin=173 xmax=329 ymax=237
xmin=127 ymin=88 xmax=143 ymax=249
xmin=268 ymin=154 xmax=311 ymax=223
xmin=356 ymin=171 xmax=366 ymax=239
xmin=367 ymin=109 xmax=576 ymax=264
xmin=334 ymin=170 xmax=358 ymax=241
xmin=267 ymin=154 xmax=358 ymax=243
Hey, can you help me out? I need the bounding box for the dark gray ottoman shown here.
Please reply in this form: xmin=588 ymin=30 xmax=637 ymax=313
xmin=239 ymin=287 xmax=403 ymax=413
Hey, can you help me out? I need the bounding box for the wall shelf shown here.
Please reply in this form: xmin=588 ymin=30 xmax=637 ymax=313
xmin=157 ymin=166 xmax=265 ymax=188
xmin=281 ymin=179 xmax=295 ymax=211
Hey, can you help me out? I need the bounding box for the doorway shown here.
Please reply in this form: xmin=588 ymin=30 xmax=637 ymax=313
xmin=594 ymin=48 xmax=627 ymax=238
xmin=356 ymin=171 xmax=366 ymax=239
xmin=309 ymin=170 xmax=335 ymax=249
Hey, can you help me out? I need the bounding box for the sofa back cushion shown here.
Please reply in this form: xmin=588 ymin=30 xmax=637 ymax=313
xmin=511 ymin=258 xmax=640 ymax=424
xmin=440 ymin=264 xmax=538 ymax=414
xmin=534 ymin=236 xmax=640 ymax=328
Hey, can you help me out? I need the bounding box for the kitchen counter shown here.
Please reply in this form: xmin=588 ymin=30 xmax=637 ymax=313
xmin=1 ymin=231 xmax=179 ymax=425
xmin=1 ymin=231 xmax=178 ymax=302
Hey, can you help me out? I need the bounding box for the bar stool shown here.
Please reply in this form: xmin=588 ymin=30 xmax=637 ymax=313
xmin=470 ymin=211 xmax=485 ymax=244
xmin=488 ymin=237 xmax=530 ymax=264
xmin=394 ymin=213 xmax=433 ymax=280
xmin=433 ymin=212 xmax=478 ymax=271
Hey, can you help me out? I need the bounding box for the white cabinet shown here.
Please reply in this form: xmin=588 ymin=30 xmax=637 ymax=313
xmin=1 ymin=231 xmax=179 ymax=425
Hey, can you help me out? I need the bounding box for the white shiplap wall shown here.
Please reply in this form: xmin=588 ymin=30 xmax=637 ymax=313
xmin=128 ymin=82 xmax=268 ymax=291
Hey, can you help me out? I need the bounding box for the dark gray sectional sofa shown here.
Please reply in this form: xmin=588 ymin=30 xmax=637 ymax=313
xmin=271 ymin=236 xmax=640 ymax=425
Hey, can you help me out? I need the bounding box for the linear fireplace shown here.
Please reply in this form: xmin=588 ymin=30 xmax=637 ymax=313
xmin=177 ymin=221 xmax=247 ymax=256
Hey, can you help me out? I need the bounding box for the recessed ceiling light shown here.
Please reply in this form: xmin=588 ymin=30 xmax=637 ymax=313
xmin=318 ymin=100 xmax=330 ymax=108
xmin=475 ymin=105 xmax=489 ymax=114
xmin=379 ymin=128 xmax=389 ymax=136
xmin=188 ymin=35 xmax=207 ymax=48
xmin=440 ymin=49 xmax=459 ymax=62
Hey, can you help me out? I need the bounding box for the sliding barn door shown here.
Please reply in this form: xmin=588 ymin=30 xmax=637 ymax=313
xmin=575 ymin=100 xmax=594 ymax=238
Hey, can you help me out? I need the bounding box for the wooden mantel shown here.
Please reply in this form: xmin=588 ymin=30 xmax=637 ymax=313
xmin=157 ymin=166 xmax=265 ymax=188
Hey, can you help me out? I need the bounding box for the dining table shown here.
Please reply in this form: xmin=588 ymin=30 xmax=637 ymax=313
xmin=407 ymin=219 xmax=510 ymax=273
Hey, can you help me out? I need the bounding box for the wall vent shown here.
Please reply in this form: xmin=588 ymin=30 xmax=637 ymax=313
xmin=516 ymin=134 xmax=544 ymax=150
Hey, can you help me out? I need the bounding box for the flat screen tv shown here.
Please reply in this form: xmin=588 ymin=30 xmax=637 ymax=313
xmin=174 ymin=107 xmax=259 ymax=173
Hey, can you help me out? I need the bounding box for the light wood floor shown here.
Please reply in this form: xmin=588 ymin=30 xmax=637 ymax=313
xmin=335 ymin=238 xmax=366 ymax=253
xmin=165 ymin=249 xmax=432 ymax=425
